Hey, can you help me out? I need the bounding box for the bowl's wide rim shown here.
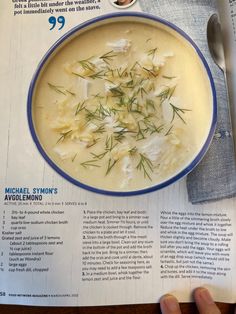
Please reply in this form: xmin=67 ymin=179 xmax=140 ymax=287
xmin=27 ymin=12 xmax=217 ymax=197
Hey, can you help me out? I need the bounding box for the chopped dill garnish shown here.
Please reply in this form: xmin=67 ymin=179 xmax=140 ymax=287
xmin=92 ymin=93 xmax=104 ymax=100
xmin=117 ymin=67 xmax=128 ymax=78
xmin=91 ymin=151 xmax=108 ymax=160
xmin=156 ymin=86 xmax=176 ymax=103
xmin=48 ymin=83 xmax=67 ymax=95
xmin=109 ymin=86 xmax=125 ymax=97
xmin=105 ymin=135 xmax=118 ymax=151
xmin=72 ymin=72 xmax=85 ymax=79
xmin=127 ymin=95 xmax=137 ymax=112
xmin=136 ymin=122 xmax=146 ymax=141
xmin=142 ymin=67 xmax=158 ymax=77
xmin=56 ymin=130 xmax=72 ymax=144
xmin=146 ymin=99 xmax=156 ymax=111
xmin=136 ymin=154 xmax=153 ymax=181
xmin=162 ymin=75 xmax=177 ymax=80
xmin=100 ymin=50 xmax=117 ymax=64
xmin=130 ymin=61 xmax=142 ymax=72
xmin=143 ymin=120 xmax=164 ymax=135
xmin=50 ymin=41 xmax=192 ymax=184
xmin=87 ymin=138 xmax=100 ymax=148
xmin=104 ymin=68 xmax=115 ymax=78
xmin=78 ymin=57 xmax=95 ymax=72
xmin=85 ymin=108 xmax=102 ymax=122
xmin=75 ymin=101 xmax=86 ymax=116
xmin=89 ymin=71 xmax=105 ymax=80
xmin=125 ymin=80 xmax=134 ymax=88
xmin=156 ymin=87 xmax=171 ymax=99
xmin=147 ymin=48 xmax=158 ymax=59
xmin=93 ymin=124 xmax=106 ymax=134
xmin=80 ymin=160 xmax=101 ymax=168
xmin=114 ymin=127 xmax=135 ymax=143
xmin=72 ymin=153 xmax=77 ymax=162
xmin=106 ymin=158 xmax=118 ymax=175
xmin=165 ymin=125 xmax=174 ymax=136
xmin=170 ymin=103 xmax=191 ymax=124
xmin=66 ymin=90 xmax=76 ymax=96
xmin=136 ymin=86 xmax=147 ymax=98
xmin=129 ymin=147 xmax=138 ymax=155
xmin=168 ymin=86 xmax=176 ymax=99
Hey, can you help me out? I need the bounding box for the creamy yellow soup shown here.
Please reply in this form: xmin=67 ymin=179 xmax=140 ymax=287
xmin=33 ymin=21 xmax=213 ymax=192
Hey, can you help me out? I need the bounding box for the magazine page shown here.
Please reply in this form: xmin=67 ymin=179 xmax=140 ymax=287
xmin=0 ymin=0 xmax=236 ymax=307
xmin=217 ymin=0 xmax=236 ymax=148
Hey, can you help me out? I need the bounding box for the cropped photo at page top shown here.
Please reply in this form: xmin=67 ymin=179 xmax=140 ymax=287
xmin=111 ymin=0 xmax=137 ymax=9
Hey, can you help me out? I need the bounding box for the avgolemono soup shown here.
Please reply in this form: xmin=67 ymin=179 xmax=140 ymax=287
xmin=32 ymin=21 xmax=213 ymax=192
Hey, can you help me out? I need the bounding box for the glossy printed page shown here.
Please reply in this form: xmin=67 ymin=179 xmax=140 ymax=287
xmin=0 ymin=0 xmax=235 ymax=308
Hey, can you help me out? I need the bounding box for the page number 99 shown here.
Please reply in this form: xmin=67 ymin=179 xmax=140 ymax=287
xmin=49 ymin=16 xmax=65 ymax=30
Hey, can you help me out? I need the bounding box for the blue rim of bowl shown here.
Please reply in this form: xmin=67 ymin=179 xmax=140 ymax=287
xmin=27 ymin=12 xmax=217 ymax=197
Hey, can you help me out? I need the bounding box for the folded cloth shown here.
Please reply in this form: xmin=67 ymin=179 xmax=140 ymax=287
xmin=139 ymin=0 xmax=236 ymax=204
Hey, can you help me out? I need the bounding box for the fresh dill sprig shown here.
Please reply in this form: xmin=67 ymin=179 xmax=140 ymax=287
xmin=156 ymin=87 xmax=171 ymax=100
xmin=142 ymin=66 xmax=158 ymax=78
xmin=92 ymin=93 xmax=104 ymax=100
xmin=105 ymin=135 xmax=118 ymax=151
xmin=75 ymin=101 xmax=86 ymax=116
xmin=129 ymin=147 xmax=138 ymax=155
xmin=87 ymin=138 xmax=100 ymax=148
xmin=147 ymin=47 xmax=158 ymax=59
xmin=72 ymin=153 xmax=77 ymax=162
xmin=127 ymin=95 xmax=137 ymax=112
xmin=72 ymin=72 xmax=85 ymax=79
xmin=89 ymin=71 xmax=105 ymax=80
xmin=104 ymin=68 xmax=115 ymax=78
xmin=80 ymin=160 xmax=101 ymax=168
xmin=156 ymin=86 xmax=177 ymax=103
xmin=136 ymin=154 xmax=153 ymax=181
xmin=124 ymin=79 xmax=134 ymax=88
xmin=170 ymin=103 xmax=191 ymax=124
xmin=48 ymin=83 xmax=67 ymax=96
xmin=109 ymin=86 xmax=125 ymax=97
xmin=85 ymin=108 xmax=102 ymax=122
xmin=100 ymin=50 xmax=117 ymax=64
xmin=113 ymin=127 xmax=135 ymax=143
xmin=129 ymin=109 xmax=146 ymax=117
xmin=78 ymin=58 xmax=95 ymax=72
xmin=136 ymin=122 xmax=146 ymax=141
xmin=66 ymin=90 xmax=76 ymax=96
xmin=106 ymin=158 xmax=118 ymax=175
xmin=168 ymin=86 xmax=176 ymax=99
xmin=146 ymin=99 xmax=156 ymax=111
xmin=130 ymin=61 xmax=142 ymax=72
xmin=162 ymin=75 xmax=177 ymax=80
xmin=91 ymin=151 xmax=108 ymax=160
xmin=143 ymin=120 xmax=164 ymax=135
xmin=56 ymin=130 xmax=72 ymax=144
xmin=165 ymin=125 xmax=174 ymax=136
xmin=98 ymin=103 xmax=111 ymax=118
xmin=136 ymin=86 xmax=147 ymax=98
xmin=117 ymin=67 xmax=128 ymax=78
xmin=93 ymin=123 xmax=106 ymax=134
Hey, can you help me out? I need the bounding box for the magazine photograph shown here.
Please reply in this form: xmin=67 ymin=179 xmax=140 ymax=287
xmin=0 ymin=0 xmax=235 ymax=313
